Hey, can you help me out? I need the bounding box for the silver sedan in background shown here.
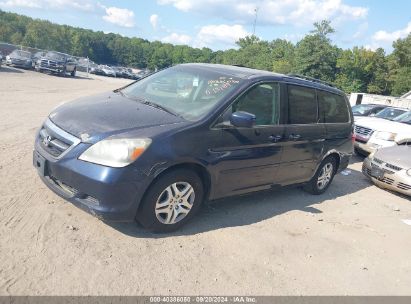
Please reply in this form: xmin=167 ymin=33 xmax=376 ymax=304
xmin=363 ymin=145 xmax=411 ymax=196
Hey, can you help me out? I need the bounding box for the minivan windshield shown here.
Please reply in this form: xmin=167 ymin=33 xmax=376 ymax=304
xmin=121 ymin=66 xmax=243 ymax=121
xmin=393 ymin=111 xmax=411 ymax=125
xmin=374 ymin=107 xmax=407 ymax=120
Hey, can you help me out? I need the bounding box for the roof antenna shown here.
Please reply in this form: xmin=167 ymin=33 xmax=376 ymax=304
xmin=252 ymin=7 xmax=259 ymax=36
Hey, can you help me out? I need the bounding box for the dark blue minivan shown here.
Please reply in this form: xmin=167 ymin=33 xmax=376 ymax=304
xmin=33 ymin=64 xmax=353 ymax=232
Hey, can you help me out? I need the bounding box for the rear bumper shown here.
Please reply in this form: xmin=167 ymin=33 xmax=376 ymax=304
xmin=33 ymin=140 xmax=153 ymax=221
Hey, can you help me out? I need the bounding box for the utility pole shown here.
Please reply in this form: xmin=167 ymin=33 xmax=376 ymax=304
xmin=252 ymin=7 xmax=259 ymax=36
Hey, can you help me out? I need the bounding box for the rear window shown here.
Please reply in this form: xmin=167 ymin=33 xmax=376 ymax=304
xmin=318 ymin=90 xmax=349 ymax=123
xmin=288 ymin=85 xmax=317 ymax=124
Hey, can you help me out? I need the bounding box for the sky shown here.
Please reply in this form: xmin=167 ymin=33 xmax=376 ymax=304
xmin=0 ymin=0 xmax=410 ymax=53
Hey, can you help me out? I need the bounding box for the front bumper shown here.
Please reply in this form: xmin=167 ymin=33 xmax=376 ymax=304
xmin=33 ymin=138 xmax=153 ymax=221
xmin=362 ymin=157 xmax=411 ymax=196
xmin=354 ymin=138 xmax=397 ymax=154
xmin=39 ymin=67 xmax=64 ymax=73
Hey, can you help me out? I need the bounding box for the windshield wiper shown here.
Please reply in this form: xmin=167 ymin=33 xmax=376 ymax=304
xmin=133 ymin=96 xmax=183 ymax=118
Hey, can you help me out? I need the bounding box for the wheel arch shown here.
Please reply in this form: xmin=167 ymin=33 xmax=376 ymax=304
xmin=322 ymin=151 xmax=341 ymax=172
xmin=136 ymin=161 xmax=212 ymax=215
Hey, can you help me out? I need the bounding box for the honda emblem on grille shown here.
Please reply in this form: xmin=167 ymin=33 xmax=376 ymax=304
xmin=43 ymin=135 xmax=52 ymax=147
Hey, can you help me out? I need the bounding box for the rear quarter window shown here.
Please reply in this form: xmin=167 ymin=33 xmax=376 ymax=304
xmin=318 ymin=90 xmax=349 ymax=123
xmin=287 ymin=85 xmax=317 ymax=124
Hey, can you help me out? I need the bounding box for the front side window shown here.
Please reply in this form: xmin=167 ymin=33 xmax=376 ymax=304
xmin=318 ymin=90 xmax=350 ymax=123
xmin=122 ymin=66 xmax=243 ymax=121
xmin=225 ymin=83 xmax=280 ymax=126
xmin=288 ymin=85 xmax=317 ymax=124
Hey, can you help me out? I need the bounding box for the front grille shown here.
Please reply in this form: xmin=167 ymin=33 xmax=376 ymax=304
xmin=385 ymin=163 xmax=403 ymax=172
xmin=371 ymin=161 xmax=398 ymax=175
xmin=382 ymin=177 xmax=394 ymax=185
xmin=397 ymin=183 xmax=411 ymax=191
xmin=40 ymin=59 xmax=58 ymax=68
xmin=46 ymin=175 xmax=99 ymax=205
xmin=373 ymin=158 xmax=383 ymax=164
xmin=37 ymin=118 xmax=80 ymax=158
xmin=354 ymin=125 xmax=373 ymax=138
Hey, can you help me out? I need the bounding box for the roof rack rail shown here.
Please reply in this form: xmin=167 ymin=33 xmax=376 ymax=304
xmin=287 ymin=73 xmax=337 ymax=88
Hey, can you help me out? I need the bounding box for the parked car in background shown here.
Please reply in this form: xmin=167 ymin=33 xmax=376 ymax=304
xmin=33 ymin=64 xmax=353 ymax=232
xmin=352 ymin=104 xmax=388 ymax=117
xmin=5 ymin=50 xmax=32 ymax=69
xmin=363 ymin=145 xmax=411 ymax=196
xmin=354 ymin=110 xmax=411 ymax=154
xmin=100 ymin=65 xmax=116 ymax=77
xmin=35 ymin=51 xmax=76 ymax=77
xmin=31 ymin=51 xmax=46 ymax=68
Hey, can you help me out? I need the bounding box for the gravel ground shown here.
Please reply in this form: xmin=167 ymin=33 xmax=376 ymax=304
xmin=0 ymin=66 xmax=410 ymax=296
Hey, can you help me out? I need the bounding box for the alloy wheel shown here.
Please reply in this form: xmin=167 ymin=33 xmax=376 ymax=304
xmin=317 ymin=162 xmax=334 ymax=190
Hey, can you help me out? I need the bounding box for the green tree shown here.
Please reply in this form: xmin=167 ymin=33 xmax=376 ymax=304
xmin=387 ymin=33 xmax=411 ymax=96
xmin=295 ymin=20 xmax=339 ymax=82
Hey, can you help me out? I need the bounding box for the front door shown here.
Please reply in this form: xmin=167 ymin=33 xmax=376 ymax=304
xmin=211 ymin=82 xmax=286 ymax=198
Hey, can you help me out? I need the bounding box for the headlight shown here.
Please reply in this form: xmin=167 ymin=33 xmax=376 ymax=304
xmin=407 ymin=169 xmax=411 ymax=177
xmin=374 ymin=131 xmax=397 ymax=141
xmin=368 ymin=151 xmax=375 ymax=160
xmin=79 ymin=138 xmax=151 ymax=167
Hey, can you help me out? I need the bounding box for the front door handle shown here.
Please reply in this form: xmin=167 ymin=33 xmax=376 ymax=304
xmin=289 ymin=134 xmax=301 ymax=140
xmin=269 ymin=135 xmax=283 ymax=142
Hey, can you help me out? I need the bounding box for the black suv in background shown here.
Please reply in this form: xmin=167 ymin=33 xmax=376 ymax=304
xmin=35 ymin=51 xmax=77 ymax=77
xmin=33 ymin=64 xmax=353 ymax=232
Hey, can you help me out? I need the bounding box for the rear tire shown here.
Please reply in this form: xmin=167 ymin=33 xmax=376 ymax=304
xmin=137 ymin=169 xmax=204 ymax=233
xmin=303 ymin=156 xmax=337 ymax=195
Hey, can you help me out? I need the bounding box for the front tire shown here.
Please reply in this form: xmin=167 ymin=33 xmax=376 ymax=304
xmin=303 ymin=156 xmax=337 ymax=195
xmin=71 ymin=68 xmax=76 ymax=77
xmin=137 ymin=169 xmax=204 ymax=232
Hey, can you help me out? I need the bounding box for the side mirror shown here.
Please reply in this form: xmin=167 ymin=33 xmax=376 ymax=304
xmin=230 ymin=111 xmax=256 ymax=128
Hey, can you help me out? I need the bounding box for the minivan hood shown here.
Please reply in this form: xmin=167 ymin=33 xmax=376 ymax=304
xmin=49 ymin=91 xmax=184 ymax=142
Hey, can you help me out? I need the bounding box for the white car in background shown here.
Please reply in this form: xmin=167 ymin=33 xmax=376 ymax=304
xmin=354 ymin=110 xmax=411 ymax=154
xmin=354 ymin=106 xmax=406 ymax=122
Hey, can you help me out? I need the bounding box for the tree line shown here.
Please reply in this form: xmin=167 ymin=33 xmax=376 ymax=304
xmin=1 ymin=10 xmax=410 ymax=96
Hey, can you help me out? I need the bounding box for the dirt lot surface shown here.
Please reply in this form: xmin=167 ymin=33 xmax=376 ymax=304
xmin=0 ymin=66 xmax=410 ymax=296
